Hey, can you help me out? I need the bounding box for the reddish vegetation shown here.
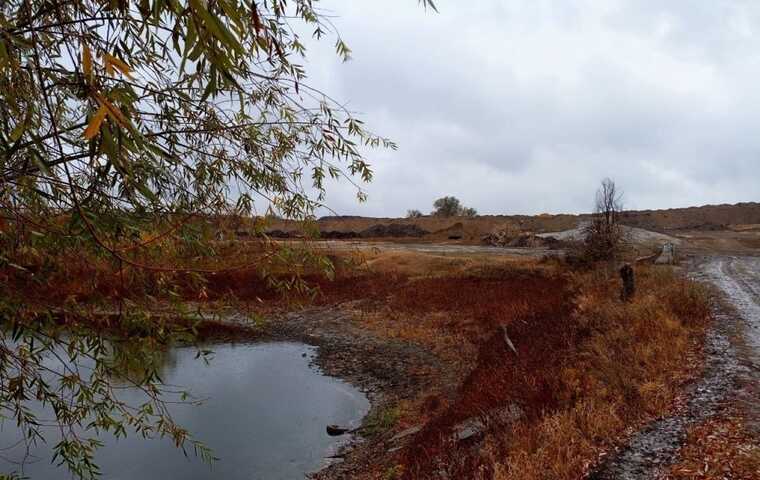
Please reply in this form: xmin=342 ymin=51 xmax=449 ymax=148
xmin=400 ymin=284 xmax=574 ymax=479
xmin=387 ymin=272 xmax=568 ymax=342
xmin=334 ymin=263 xmax=711 ymax=480
xmin=19 ymin=252 xmax=706 ymax=480
xmin=663 ymin=413 xmax=760 ymax=479
xmin=2 ymin=245 xmax=714 ymax=480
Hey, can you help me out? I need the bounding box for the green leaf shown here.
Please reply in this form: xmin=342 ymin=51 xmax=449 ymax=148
xmin=136 ymin=182 xmax=158 ymax=203
xmin=9 ymin=107 xmax=33 ymax=142
xmin=188 ymin=0 xmax=245 ymax=55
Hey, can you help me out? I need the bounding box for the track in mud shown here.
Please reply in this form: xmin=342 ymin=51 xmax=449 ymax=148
xmin=589 ymin=256 xmax=760 ymax=480
xmin=705 ymin=257 xmax=760 ymax=369
xmin=702 ymin=257 xmax=760 ymax=435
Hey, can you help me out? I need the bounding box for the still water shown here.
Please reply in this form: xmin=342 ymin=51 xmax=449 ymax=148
xmin=0 ymin=342 xmax=369 ymax=479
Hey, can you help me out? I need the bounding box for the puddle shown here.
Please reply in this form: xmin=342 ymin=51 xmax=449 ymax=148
xmin=0 ymin=342 xmax=369 ymax=479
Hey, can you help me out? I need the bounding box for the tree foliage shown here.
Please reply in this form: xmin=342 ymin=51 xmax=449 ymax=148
xmin=0 ymin=1 xmax=437 ymax=477
xmin=460 ymin=206 xmax=477 ymax=217
xmin=431 ymin=196 xmax=477 ymax=217
xmin=406 ymin=209 xmax=423 ymax=218
xmin=0 ymin=0 xmax=396 ymax=238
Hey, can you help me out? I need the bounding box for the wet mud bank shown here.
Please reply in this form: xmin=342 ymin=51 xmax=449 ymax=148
xmin=589 ymin=255 xmax=760 ymax=480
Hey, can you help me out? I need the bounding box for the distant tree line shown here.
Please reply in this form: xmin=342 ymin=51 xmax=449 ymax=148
xmin=406 ymin=196 xmax=477 ymax=218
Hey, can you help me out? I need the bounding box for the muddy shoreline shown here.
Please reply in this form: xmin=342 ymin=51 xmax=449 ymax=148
xmin=225 ymin=306 xmax=445 ymax=479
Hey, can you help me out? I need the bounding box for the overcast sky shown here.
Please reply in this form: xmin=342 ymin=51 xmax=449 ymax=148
xmin=298 ymin=0 xmax=760 ymax=217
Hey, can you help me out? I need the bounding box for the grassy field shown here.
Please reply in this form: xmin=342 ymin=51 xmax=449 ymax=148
xmin=312 ymin=251 xmax=712 ymax=479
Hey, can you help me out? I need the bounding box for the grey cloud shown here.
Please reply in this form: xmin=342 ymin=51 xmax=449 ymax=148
xmin=299 ymin=0 xmax=760 ymax=216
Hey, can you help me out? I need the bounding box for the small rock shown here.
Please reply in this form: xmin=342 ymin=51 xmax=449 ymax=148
xmin=454 ymin=418 xmax=485 ymax=441
xmin=326 ymin=425 xmax=350 ymax=436
xmin=452 ymin=403 xmax=524 ymax=442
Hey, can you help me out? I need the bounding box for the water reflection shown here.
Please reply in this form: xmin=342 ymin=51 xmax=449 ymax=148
xmin=0 ymin=342 xmax=369 ymax=480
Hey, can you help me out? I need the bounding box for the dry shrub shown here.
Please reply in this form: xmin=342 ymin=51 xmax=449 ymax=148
xmin=2 ymin=239 xmax=373 ymax=309
xmin=490 ymin=265 xmax=711 ymax=480
xmin=392 ymin=262 xmax=710 ymax=480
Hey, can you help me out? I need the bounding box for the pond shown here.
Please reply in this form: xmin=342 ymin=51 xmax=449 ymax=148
xmin=0 ymin=342 xmax=370 ymax=479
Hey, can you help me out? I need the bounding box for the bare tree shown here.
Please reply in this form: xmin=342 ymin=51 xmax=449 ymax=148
xmin=584 ymin=178 xmax=624 ymax=260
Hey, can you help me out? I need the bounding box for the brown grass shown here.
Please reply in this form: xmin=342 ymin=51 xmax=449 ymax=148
xmin=662 ymin=413 xmax=760 ymax=479
xmin=487 ymin=267 xmax=710 ymax=480
xmin=2 ymin=241 xmax=714 ymax=479
xmin=0 ymin=239 xmax=342 ymax=307
xmin=354 ymin=260 xmax=712 ymax=480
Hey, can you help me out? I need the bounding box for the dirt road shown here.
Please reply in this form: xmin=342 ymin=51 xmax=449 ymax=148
xmin=299 ymin=240 xmax=561 ymax=258
xmin=590 ymin=255 xmax=760 ymax=479
xmin=700 ymin=256 xmax=760 ymax=434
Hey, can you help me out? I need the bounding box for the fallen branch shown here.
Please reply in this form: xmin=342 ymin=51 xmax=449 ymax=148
xmin=501 ymin=325 xmax=518 ymax=356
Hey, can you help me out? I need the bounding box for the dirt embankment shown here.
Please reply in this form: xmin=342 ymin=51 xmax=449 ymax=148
xmin=262 ymin=202 xmax=760 ymax=245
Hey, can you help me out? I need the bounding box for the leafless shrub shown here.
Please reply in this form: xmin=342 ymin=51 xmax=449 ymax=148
xmin=583 ymin=178 xmax=624 ymax=261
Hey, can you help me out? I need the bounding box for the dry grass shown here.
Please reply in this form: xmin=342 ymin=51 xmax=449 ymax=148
xmin=0 ymin=238 xmax=339 ymax=307
xmin=662 ymin=413 xmax=760 ymax=479
xmin=196 ymin=248 xmax=710 ymax=480
xmin=2 ymin=241 xmax=715 ymax=479
xmin=486 ymin=267 xmax=710 ymax=480
xmin=340 ymin=257 xmax=711 ymax=480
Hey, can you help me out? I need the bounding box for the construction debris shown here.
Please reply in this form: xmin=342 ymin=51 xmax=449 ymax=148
xmin=655 ymin=242 xmax=678 ymax=265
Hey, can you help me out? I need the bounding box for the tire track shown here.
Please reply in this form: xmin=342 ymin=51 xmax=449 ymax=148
xmin=704 ymin=256 xmax=760 ymax=436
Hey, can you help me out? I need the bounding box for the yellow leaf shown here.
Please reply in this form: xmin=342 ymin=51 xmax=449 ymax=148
xmin=94 ymin=93 xmax=130 ymax=130
xmin=103 ymin=53 xmax=134 ymax=79
xmin=84 ymin=105 xmax=108 ymax=139
xmin=82 ymin=43 xmax=93 ymax=80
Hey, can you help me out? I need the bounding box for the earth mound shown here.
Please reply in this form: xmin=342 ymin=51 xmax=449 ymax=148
xmin=358 ymin=224 xmax=429 ymax=238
